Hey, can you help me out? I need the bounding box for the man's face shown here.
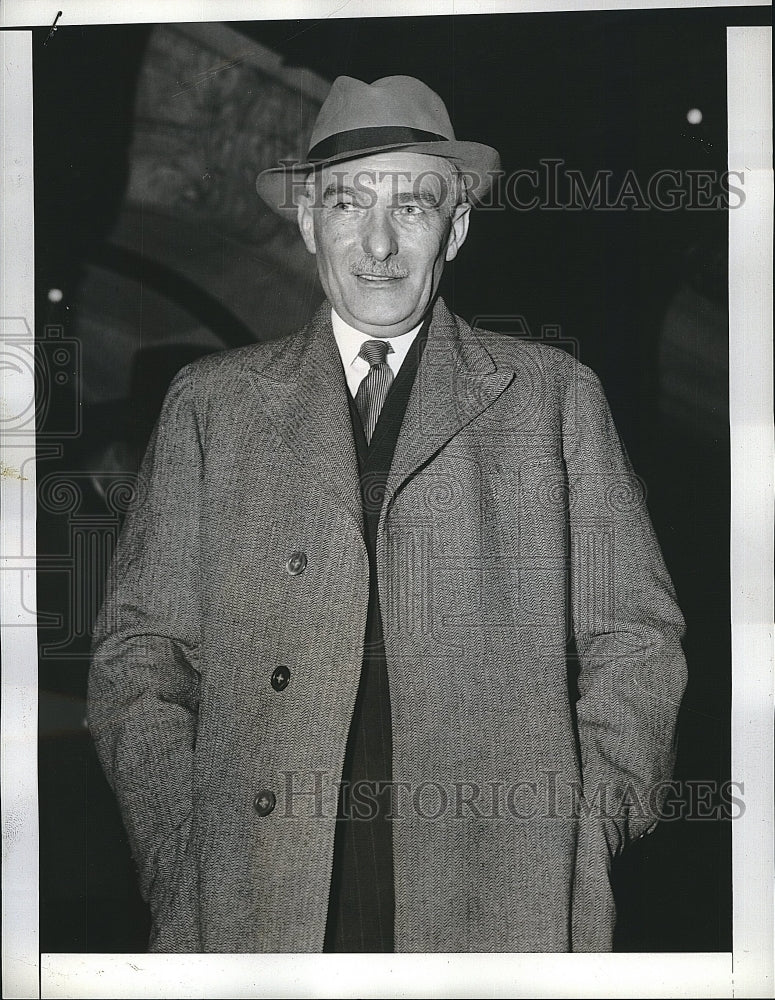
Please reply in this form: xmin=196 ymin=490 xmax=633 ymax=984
xmin=297 ymin=150 xmax=471 ymax=338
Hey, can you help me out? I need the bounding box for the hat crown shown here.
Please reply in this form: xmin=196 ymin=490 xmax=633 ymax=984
xmin=309 ymin=75 xmax=456 ymax=150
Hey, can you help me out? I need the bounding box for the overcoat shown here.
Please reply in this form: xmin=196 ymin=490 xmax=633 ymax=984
xmin=88 ymin=296 xmax=687 ymax=953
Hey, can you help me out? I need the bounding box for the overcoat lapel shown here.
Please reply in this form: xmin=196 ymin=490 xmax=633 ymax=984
xmin=250 ymin=301 xmax=365 ymax=537
xmin=379 ymin=296 xmax=514 ymax=531
xmin=248 ymin=296 xmax=513 ymax=540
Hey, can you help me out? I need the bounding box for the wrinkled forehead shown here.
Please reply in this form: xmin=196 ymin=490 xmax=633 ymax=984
xmin=312 ymin=150 xmax=458 ymax=196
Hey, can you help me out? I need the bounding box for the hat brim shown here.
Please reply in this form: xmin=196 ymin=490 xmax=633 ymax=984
xmin=256 ymin=140 xmax=501 ymax=218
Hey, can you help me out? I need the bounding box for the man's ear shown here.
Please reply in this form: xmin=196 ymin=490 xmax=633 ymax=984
xmin=445 ymin=202 xmax=471 ymax=262
xmin=297 ymin=196 xmax=317 ymax=255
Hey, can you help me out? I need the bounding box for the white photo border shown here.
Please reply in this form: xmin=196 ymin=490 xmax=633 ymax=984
xmin=1 ymin=3 xmax=772 ymax=998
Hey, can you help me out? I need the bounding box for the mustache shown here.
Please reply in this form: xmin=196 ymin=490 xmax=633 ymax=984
xmin=350 ymin=258 xmax=409 ymax=279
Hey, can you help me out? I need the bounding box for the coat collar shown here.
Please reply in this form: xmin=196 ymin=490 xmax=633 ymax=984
xmin=249 ymin=297 xmax=513 ymax=539
xmin=249 ymin=301 xmax=365 ymax=537
xmin=379 ymin=296 xmax=513 ymax=530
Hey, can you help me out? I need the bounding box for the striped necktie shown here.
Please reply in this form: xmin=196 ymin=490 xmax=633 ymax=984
xmin=354 ymin=339 xmax=395 ymax=445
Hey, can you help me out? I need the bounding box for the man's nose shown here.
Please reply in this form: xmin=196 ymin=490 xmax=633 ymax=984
xmin=361 ymin=210 xmax=398 ymax=261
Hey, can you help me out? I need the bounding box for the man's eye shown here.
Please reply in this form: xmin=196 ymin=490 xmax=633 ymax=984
xmin=333 ymin=200 xmax=356 ymax=210
xmin=399 ymin=204 xmax=423 ymax=215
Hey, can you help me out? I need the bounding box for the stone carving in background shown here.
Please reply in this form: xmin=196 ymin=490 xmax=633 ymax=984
xmin=76 ymin=22 xmax=330 ymax=409
xmin=127 ymin=22 xmax=328 ymax=245
xmin=69 ymin=22 xmax=331 ymax=490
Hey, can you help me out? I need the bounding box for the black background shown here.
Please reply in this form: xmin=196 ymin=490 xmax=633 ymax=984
xmin=34 ymin=5 xmax=770 ymax=953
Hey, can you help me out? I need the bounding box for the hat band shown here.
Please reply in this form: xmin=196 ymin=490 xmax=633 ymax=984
xmin=307 ymin=126 xmax=449 ymax=162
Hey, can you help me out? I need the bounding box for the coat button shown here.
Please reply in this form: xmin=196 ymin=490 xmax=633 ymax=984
xmin=254 ymin=790 xmax=276 ymax=816
xmin=285 ymin=551 xmax=307 ymax=576
xmin=271 ymin=665 xmax=291 ymax=692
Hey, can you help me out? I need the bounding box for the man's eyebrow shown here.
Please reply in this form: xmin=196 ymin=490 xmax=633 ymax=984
xmin=321 ymin=182 xmax=358 ymax=200
xmin=393 ymin=187 xmax=443 ymax=207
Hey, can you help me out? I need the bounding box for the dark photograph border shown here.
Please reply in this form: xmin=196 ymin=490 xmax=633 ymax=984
xmin=34 ymin=4 xmax=751 ymax=955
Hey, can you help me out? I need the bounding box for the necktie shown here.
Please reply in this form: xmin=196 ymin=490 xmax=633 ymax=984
xmin=354 ymin=339 xmax=394 ymax=444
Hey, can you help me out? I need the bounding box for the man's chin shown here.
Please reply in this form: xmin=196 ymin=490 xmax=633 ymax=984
xmin=341 ymin=299 xmax=420 ymax=335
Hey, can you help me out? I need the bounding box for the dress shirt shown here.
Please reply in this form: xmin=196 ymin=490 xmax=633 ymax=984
xmin=331 ymin=308 xmax=423 ymax=397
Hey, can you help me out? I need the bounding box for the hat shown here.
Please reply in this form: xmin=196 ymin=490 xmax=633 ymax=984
xmin=256 ymin=75 xmax=501 ymax=217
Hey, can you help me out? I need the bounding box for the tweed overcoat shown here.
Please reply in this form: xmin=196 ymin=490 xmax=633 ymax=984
xmin=88 ymin=296 xmax=687 ymax=953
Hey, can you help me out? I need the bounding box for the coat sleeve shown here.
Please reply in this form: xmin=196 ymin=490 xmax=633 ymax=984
xmin=88 ymin=363 xmax=204 ymax=912
xmin=562 ymin=360 xmax=688 ymax=855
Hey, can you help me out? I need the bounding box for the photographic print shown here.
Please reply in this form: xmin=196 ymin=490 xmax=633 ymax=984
xmin=1 ymin=2 xmax=772 ymax=997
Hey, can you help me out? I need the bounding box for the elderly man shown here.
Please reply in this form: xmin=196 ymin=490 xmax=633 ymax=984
xmin=88 ymin=75 xmax=687 ymax=954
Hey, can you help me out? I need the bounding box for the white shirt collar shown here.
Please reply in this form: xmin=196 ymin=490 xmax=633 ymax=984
xmin=330 ymin=308 xmax=424 ymax=397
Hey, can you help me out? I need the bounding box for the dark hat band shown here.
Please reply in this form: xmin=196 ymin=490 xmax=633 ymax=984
xmin=307 ymin=126 xmax=449 ymax=162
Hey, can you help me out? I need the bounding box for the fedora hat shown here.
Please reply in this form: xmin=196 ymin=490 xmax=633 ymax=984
xmin=256 ymin=75 xmax=501 ymax=217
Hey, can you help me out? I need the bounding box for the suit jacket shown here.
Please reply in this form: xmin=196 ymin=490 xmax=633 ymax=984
xmin=88 ymin=296 xmax=687 ymax=953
